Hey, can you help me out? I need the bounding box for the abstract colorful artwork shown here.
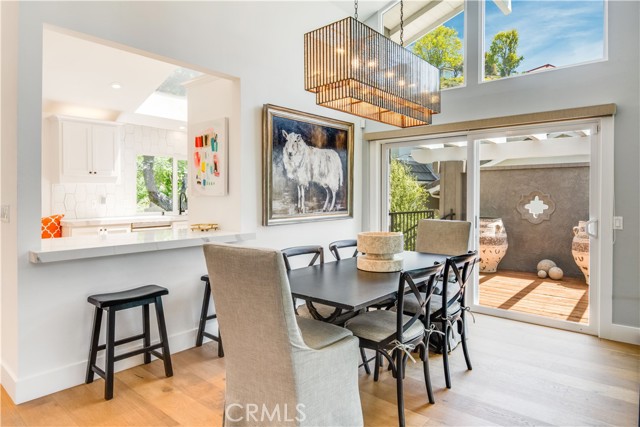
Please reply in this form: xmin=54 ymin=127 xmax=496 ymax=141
xmin=191 ymin=117 xmax=228 ymax=196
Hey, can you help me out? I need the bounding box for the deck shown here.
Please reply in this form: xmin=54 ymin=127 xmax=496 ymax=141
xmin=478 ymin=270 xmax=589 ymax=324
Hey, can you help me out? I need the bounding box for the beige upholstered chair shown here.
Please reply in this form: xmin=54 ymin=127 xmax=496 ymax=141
xmin=203 ymin=243 xmax=363 ymax=427
xmin=415 ymin=219 xmax=472 ymax=256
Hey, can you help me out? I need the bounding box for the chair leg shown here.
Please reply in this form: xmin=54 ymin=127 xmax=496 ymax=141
xmin=105 ymin=309 xmax=116 ymax=400
xmin=154 ymin=297 xmax=173 ymax=377
xmin=143 ymin=304 xmax=151 ymax=364
xmin=374 ymin=351 xmax=381 ymax=382
xmin=217 ymin=329 xmax=224 ymax=358
xmin=196 ymin=280 xmax=211 ymax=347
xmin=422 ymin=341 xmax=435 ymax=404
xmin=85 ymin=307 xmax=102 ymax=384
xmin=442 ymin=322 xmax=451 ymax=389
xmin=395 ymin=347 xmax=406 ymax=427
xmin=460 ymin=318 xmax=472 ymax=371
xmin=360 ymin=348 xmax=371 ymax=375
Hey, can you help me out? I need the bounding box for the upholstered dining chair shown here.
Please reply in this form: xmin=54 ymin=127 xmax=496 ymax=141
xmin=282 ymin=245 xmax=358 ymax=325
xmin=344 ymin=262 xmax=445 ymax=427
xmin=203 ymin=243 xmax=363 ymax=427
xmin=415 ymin=219 xmax=472 ymax=256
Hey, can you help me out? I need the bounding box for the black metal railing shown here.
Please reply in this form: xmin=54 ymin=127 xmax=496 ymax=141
xmin=389 ymin=209 xmax=436 ymax=251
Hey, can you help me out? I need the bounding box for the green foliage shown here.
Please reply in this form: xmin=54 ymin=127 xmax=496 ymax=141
xmin=442 ymin=76 xmax=464 ymax=88
xmin=389 ymin=159 xmax=430 ymax=213
xmin=413 ymin=26 xmax=463 ymax=88
xmin=486 ymin=29 xmax=524 ymax=77
xmin=136 ymin=155 xmax=174 ymax=212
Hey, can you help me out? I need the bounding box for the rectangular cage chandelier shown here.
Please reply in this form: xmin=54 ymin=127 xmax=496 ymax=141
xmin=304 ymin=17 xmax=441 ymax=128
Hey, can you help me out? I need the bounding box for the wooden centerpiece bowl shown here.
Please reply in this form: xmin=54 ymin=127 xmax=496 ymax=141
xmin=357 ymin=231 xmax=404 ymax=272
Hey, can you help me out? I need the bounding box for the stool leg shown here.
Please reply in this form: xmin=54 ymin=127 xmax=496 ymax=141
xmin=105 ymin=309 xmax=116 ymax=400
xmin=154 ymin=297 xmax=173 ymax=377
xmin=85 ymin=307 xmax=103 ymax=384
xmin=196 ymin=280 xmax=211 ymax=347
xmin=143 ymin=304 xmax=151 ymax=364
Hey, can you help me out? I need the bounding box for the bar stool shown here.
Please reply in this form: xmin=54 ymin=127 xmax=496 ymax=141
xmin=195 ymin=274 xmax=224 ymax=357
xmin=85 ymin=285 xmax=173 ymax=400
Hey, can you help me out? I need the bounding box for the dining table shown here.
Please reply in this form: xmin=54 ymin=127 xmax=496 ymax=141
xmin=287 ymin=251 xmax=448 ymax=313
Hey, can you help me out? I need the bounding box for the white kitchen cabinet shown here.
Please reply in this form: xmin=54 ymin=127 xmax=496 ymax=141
xmin=62 ymin=224 xmax=131 ymax=238
xmin=53 ymin=116 xmax=120 ymax=182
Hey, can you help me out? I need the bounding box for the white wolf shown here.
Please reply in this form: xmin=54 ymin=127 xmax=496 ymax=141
xmin=281 ymin=130 xmax=343 ymax=213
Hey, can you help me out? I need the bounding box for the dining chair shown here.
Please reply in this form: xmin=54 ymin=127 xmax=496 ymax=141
xmin=415 ymin=219 xmax=472 ymax=256
xmin=431 ymin=250 xmax=478 ymax=389
xmin=282 ymin=245 xmax=358 ymax=325
xmin=328 ymin=239 xmax=359 ymax=260
xmin=344 ymin=262 xmax=445 ymax=427
xmin=203 ymin=243 xmax=363 ymax=426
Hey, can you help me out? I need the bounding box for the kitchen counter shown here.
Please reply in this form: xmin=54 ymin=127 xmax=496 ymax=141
xmin=30 ymin=228 xmax=256 ymax=263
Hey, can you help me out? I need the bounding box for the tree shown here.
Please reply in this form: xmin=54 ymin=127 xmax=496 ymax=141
xmin=412 ymin=26 xmax=463 ymax=87
xmin=137 ymin=156 xmax=173 ymax=212
xmin=389 ymin=159 xmax=430 ymax=213
xmin=487 ymin=29 xmax=524 ymax=77
xmin=484 ymin=51 xmax=498 ymax=77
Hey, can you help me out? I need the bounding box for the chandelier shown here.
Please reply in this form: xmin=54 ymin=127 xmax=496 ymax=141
xmin=304 ymin=2 xmax=441 ymax=128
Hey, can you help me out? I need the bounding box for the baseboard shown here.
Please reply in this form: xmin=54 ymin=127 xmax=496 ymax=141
xmin=7 ymin=328 xmax=201 ymax=404
xmin=600 ymin=323 xmax=640 ymax=345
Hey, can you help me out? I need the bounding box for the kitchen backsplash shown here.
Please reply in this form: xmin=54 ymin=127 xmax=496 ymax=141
xmin=51 ymin=124 xmax=187 ymax=219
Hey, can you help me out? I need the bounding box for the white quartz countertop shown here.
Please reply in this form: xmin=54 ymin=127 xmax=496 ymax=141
xmin=61 ymin=215 xmax=188 ymax=227
xmin=30 ymin=229 xmax=256 ymax=263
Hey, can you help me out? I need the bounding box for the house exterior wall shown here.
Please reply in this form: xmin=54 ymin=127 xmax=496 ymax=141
xmin=480 ymin=165 xmax=589 ymax=278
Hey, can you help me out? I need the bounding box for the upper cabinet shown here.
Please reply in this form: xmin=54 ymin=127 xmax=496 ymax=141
xmin=51 ymin=116 xmax=120 ymax=182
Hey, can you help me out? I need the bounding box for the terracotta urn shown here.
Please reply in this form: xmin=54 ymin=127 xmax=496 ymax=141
xmin=356 ymin=231 xmax=404 ymax=272
xmin=479 ymin=217 xmax=508 ymax=273
xmin=571 ymin=221 xmax=590 ymax=285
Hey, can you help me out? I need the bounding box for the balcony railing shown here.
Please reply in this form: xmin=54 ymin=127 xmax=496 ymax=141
xmin=389 ymin=209 xmax=436 ymax=251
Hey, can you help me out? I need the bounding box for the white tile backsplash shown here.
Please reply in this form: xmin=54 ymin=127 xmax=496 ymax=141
xmin=47 ymin=123 xmax=186 ymax=219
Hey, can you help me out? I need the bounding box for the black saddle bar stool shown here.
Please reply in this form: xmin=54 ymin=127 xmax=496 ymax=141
xmin=85 ymin=285 xmax=173 ymax=400
xmin=195 ymin=274 xmax=224 ymax=357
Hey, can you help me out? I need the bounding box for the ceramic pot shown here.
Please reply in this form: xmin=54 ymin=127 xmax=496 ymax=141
xmin=357 ymin=231 xmax=404 ymax=272
xmin=479 ymin=218 xmax=508 ymax=273
xmin=571 ymin=221 xmax=590 ymax=285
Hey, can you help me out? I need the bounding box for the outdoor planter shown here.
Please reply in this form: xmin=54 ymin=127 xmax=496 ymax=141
xmin=479 ymin=217 xmax=508 ymax=273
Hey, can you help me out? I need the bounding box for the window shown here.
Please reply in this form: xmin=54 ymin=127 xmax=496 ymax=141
xmin=483 ymin=0 xmax=605 ymax=81
xmin=136 ymin=155 xmax=188 ymax=213
xmin=383 ymin=0 xmax=465 ymax=89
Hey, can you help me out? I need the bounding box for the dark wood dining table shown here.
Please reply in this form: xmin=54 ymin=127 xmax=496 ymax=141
xmin=287 ymin=251 xmax=448 ymax=312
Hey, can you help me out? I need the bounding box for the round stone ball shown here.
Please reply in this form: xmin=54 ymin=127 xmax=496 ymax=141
xmin=537 ymin=259 xmax=557 ymax=272
xmin=548 ymin=267 xmax=564 ymax=280
xmin=537 ymin=270 xmax=548 ymax=279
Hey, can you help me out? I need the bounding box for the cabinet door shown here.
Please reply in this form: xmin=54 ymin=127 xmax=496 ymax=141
xmin=61 ymin=121 xmax=91 ymax=177
xmin=91 ymin=125 xmax=118 ymax=177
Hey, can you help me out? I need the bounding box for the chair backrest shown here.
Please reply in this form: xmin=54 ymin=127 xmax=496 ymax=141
xmin=202 ymin=243 xmax=308 ymax=415
xmin=395 ymin=262 xmax=445 ymax=343
xmin=328 ymin=239 xmax=359 ymax=260
xmin=281 ymin=245 xmax=324 ymax=271
xmin=439 ymin=250 xmax=478 ymax=315
xmin=415 ymin=219 xmax=472 ymax=256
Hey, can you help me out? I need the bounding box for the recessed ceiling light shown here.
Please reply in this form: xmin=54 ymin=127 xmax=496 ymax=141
xmin=110 ymin=82 xmax=122 ymax=90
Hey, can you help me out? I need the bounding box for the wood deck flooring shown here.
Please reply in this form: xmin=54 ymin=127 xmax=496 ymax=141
xmin=479 ymin=270 xmax=589 ymax=324
xmin=3 ymin=314 xmax=638 ymax=426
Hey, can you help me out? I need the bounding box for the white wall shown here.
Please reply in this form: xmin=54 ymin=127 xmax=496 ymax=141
xmin=2 ymin=1 xmax=364 ymax=403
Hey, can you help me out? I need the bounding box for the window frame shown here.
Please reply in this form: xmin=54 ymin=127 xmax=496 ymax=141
xmin=135 ymin=154 xmax=187 ymax=215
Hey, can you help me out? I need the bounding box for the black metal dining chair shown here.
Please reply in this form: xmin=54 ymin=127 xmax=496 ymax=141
xmin=282 ymin=245 xmax=358 ymax=326
xmin=328 ymin=239 xmax=359 ymax=260
xmin=344 ymin=262 xmax=445 ymax=427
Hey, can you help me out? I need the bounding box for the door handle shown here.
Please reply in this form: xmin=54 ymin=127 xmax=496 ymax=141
xmin=585 ymin=219 xmax=598 ymax=238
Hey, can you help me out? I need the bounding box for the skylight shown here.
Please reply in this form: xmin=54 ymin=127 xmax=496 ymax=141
xmin=135 ymin=67 xmax=202 ymax=122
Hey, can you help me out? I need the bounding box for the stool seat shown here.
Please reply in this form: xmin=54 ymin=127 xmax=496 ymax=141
xmin=88 ymin=285 xmax=168 ymax=309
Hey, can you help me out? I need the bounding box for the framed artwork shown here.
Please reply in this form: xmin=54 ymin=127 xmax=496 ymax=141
xmin=263 ymin=104 xmax=354 ymax=226
xmin=190 ymin=117 xmax=228 ymax=196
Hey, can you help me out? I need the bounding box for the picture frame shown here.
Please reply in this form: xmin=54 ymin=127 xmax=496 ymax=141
xmin=262 ymin=104 xmax=354 ymax=226
xmin=190 ymin=117 xmax=228 ymax=196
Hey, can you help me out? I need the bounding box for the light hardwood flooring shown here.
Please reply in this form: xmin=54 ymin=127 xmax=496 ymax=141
xmin=479 ymin=270 xmax=589 ymax=324
xmin=2 ymin=314 xmax=638 ymax=426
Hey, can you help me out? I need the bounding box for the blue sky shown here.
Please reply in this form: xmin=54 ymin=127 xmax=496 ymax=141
xmin=484 ymin=0 xmax=605 ymax=72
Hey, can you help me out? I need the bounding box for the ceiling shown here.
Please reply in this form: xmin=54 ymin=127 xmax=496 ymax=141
xmin=42 ymin=29 xmax=185 ymax=127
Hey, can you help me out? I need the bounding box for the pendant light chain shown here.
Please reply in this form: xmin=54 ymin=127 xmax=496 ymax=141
xmin=400 ymin=0 xmax=404 ymax=47
xmin=354 ymin=0 xmax=358 ymax=21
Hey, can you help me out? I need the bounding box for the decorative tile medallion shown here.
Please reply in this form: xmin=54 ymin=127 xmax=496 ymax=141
xmin=516 ymin=191 xmax=556 ymax=224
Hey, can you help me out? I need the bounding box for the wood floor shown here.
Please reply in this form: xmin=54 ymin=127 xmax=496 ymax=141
xmin=2 ymin=314 xmax=638 ymax=426
xmin=479 ymin=270 xmax=589 ymax=324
